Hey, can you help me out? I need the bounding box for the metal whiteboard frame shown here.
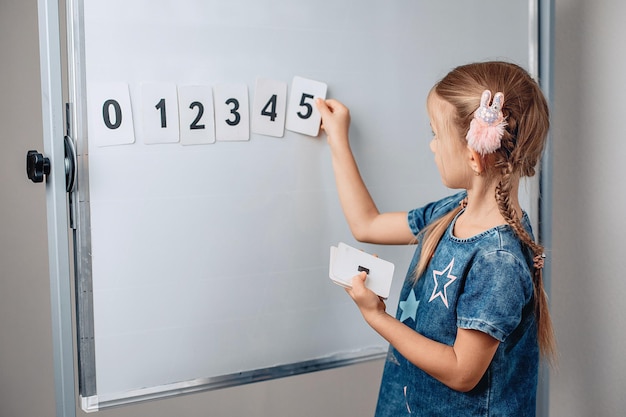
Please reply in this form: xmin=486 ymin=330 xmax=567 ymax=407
xmin=37 ymin=0 xmax=77 ymax=416
xmin=39 ymin=0 xmax=554 ymax=415
xmin=537 ymin=0 xmax=555 ymax=416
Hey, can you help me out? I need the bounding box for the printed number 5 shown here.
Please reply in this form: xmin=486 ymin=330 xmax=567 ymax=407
xmin=296 ymin=93 xmax=314 ymax=119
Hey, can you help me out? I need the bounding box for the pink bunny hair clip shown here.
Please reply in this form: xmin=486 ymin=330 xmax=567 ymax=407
xmin=466 ymin=90 xmax=507 ymax=155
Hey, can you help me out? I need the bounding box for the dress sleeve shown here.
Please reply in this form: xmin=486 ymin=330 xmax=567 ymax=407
xmin=456 ymin=250 xmax=534 ymax=342
xmin=407 ymin=192 xmax=467 ymax=236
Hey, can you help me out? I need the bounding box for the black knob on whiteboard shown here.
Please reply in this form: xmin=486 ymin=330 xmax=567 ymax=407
xmin=26 ymin=150 xmax=51 ymax=183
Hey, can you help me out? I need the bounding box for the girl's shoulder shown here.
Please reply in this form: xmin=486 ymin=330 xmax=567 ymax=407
xmin=407 ymin=191 xmax=467 ymax=235
xmin=449 ymin=210 xmax=533 ymax=256
xmin=446 ymin=211 xmax=535 ymax=283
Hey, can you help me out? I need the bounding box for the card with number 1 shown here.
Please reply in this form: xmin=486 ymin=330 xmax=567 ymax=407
xmin=141 ymin=83 xmax=180 ymax=144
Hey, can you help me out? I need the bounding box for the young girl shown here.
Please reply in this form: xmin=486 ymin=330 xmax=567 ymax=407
xmin=316 ymin=61 xmax=556 ymax=416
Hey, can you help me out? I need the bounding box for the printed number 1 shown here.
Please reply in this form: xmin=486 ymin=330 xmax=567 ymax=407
xmin=297 ymin=93 xmax=314 ymax=119
xmin=155 ymin=98 xmax=167 ymax=128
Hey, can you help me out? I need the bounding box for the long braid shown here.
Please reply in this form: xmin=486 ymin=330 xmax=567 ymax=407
xmin=495 ymin=162 xmax=557 ymax=361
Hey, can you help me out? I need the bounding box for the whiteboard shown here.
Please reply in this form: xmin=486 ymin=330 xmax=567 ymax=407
xmin=67 ymin=0 xmax=536 ymax=411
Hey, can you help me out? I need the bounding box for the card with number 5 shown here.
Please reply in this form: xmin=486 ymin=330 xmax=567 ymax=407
xmin=286 ymin=76 xmax=327 ymax=137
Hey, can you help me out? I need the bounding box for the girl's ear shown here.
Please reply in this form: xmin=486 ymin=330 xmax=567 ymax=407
xmin=467 ymin=146 xmax=485 ymax=175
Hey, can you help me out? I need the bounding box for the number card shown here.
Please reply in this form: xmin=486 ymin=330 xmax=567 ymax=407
xmin=141 ymin=83 xmax=180 ymax=144
xmin=88 ymin=83 xmax=135 ymax=147
xmin=214 ymin=84 xmax=250 ymax=142
xmin=251 ymin=78 xmax=288 ymax=138
xmin=329 ymin=242 xmax=395 ymax=299
xmin=178 ymin=85 xmax=216 ymax=145
xmin=286 ymin=76 xmax=327 ymax=137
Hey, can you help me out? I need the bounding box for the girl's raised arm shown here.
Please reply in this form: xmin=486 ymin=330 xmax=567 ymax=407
xmin=316 ymin=99 xmax=415 ymax=245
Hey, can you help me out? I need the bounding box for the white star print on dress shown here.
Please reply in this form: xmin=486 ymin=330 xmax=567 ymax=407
xmin=428 ymin=258 xmax=458 ymax=308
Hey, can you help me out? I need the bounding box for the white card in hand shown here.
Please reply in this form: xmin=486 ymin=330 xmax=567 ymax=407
xmin=329 ymin=242 xmax=395 ymax=299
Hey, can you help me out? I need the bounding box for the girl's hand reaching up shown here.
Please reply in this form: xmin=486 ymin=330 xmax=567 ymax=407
xmin=316 ymin=98 xmax=351 ymax=146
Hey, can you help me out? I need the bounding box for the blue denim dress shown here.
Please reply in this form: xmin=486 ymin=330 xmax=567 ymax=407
xmin=375 ymin=192 xmax=539 ymax=416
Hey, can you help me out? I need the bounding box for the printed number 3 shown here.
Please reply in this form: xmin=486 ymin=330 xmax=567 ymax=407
xmin=225 ymin=98 xmax=241 ymax=126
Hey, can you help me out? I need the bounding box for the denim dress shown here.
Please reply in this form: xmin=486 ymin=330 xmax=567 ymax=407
xmin=375 ymin=192 xmax=539 ymax=417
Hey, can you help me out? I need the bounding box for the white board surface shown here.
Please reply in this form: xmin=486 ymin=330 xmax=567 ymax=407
xmin=70 ymin=0 xmax=534 ymax=410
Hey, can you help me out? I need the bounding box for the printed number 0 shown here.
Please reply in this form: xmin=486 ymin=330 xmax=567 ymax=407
xmin=297 ymin=93 xmax=314 ymax=119
xmin=225 ymin=98 xmax=241 ymax=126
xmin=102 ymin=99 xmax=122 ymax=129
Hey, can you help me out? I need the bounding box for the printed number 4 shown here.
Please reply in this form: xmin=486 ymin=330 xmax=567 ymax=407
xmin=261 ymin=94 xmax=278 ymax=122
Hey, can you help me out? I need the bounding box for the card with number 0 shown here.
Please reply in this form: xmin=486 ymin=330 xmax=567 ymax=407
xmin=88 ymin=83 xmax=135 ymax=147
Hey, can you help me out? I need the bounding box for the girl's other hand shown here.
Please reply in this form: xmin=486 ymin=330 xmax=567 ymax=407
xmin=316 ymin=98 xmax=351 ymax=145
xmin=345 ymin=271 xmax=387 ymax=322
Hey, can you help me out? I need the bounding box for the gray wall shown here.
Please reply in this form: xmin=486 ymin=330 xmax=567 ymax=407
xmin=549 ymin=0 xmax=626 ymax=415
xmin=3 ymin=0 xmax=626 ymax=416
xmin=0 ymin=1 xmax=56 ymax=416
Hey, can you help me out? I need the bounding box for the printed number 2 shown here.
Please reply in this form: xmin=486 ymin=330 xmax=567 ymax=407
xmin=189 ymin=101 xmax=205 ymax=130
xmin=297 ymin=93 xmax=314 ymax=119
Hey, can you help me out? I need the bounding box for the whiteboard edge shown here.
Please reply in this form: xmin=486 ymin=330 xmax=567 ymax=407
xmin=80 ymin=395 xmax=99 ymax=413
xmin=92 ymin=349 xmax=386 ymax=410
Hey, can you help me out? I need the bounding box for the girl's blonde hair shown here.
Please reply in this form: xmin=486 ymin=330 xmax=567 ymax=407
xmin=416 ymin=61 xmax=556 ymax=361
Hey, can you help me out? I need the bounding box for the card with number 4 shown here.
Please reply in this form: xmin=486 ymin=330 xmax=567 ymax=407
xmin=286 ymin=76 xmax=327 ymax=137
xmin=252 ymin=78 xmax=288 ymax=138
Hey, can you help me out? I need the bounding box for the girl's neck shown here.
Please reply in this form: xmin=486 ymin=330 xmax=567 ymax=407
xmin=453 ymin=183 xmax=522 ymax=239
